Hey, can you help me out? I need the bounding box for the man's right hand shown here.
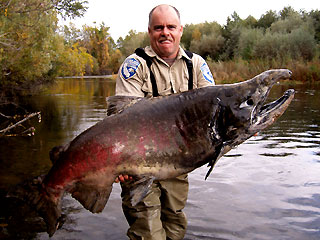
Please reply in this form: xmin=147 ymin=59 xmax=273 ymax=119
xmin=114 ymin=174 xmax=133 ymax=183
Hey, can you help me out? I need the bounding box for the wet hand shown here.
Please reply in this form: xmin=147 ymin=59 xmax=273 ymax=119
xmin=114 ymin=174 xmax=133 ymax=183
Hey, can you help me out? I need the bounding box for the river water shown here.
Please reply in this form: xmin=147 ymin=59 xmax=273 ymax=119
xmin=0 ymin=77 xmax=319 ymax=240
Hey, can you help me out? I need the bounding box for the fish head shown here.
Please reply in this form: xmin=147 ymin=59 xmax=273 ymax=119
xmin=214 ymin=69 xmax=294 ymax=154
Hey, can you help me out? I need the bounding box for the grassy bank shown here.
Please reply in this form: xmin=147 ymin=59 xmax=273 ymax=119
xmin=208 ymin=59 xmax=320 ymax=84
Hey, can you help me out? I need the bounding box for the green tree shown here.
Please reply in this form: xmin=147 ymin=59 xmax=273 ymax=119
xmin=279 ymin=6 xmax=298 ymax=20
xmin=222 ymin=12 xmax=243 ymax=60
xmin=118 ymin=30 xmax=149 ymax=59
xmin=257 ymin=10 xmax=279 ymax=30
xmin=253 ymin=28 xmax=316 ymax=61
xmin=181 ymin=24 xmax=197 ymax=49
xmin=236 ymin=28 xmax=264 ymax=60
xmin=190 ymin=33 xmax=225 ymax=60
xmin=242 ymin=15 xmax=258 ymax=28
xmin=60 ymin=23 xmax=82 ymax=46
xmin=270 ymin=14 xmax=313 ymax=34
xmin=307 ymin=10 xmax=320 ymax=43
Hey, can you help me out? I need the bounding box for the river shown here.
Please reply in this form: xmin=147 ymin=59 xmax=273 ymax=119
xmin=0 ymin=77 xmax=319 ymax=240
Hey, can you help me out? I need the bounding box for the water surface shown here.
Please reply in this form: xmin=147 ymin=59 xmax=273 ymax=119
xmin=0 ymin=78 xmax=319 ymax=239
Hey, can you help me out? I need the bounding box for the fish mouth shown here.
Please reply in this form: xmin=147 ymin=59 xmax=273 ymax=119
xmin=251 ymin=89 xmax=295 ymax=131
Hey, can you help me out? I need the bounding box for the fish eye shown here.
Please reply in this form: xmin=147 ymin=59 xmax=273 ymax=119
xmin=247 ymin=99 xmax=254 ymax=106
xmin=240 ymin=98 xmax=254 ymax=108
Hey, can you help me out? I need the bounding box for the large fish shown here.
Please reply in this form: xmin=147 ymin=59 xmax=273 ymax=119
xmin=8 ymin=69 xmax=294 ymax=237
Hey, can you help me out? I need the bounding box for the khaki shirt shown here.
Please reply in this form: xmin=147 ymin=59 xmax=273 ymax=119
xmin=115 ymin=46 xmax=215 ymax=97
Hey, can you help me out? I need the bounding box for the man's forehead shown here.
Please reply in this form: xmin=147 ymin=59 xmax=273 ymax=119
xmin=149 ymin=5 xmax=180 ymax=26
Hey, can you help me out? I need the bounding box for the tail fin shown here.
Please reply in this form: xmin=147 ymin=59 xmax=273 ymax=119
xmin=7 ymin=176 xmax=62 ymax=237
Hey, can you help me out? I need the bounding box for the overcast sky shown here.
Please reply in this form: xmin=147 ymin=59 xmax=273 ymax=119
xmin=62 ymin=0 xmax=319 ymax=40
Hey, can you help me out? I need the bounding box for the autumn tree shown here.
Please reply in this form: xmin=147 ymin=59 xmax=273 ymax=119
xmin=81 ymin=23 xmax=114 ymax=75
xmin=0 ymin=0 xmax=88 ymax=96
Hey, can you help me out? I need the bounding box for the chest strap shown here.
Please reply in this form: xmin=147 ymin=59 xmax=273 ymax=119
xmin=135 ymin=48 xmax=193 ymax=97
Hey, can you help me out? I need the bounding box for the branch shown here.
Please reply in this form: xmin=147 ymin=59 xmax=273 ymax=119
xmin=0 ymin=111 xmax=41 ymax=134
xmin=0 ymin=111 xmax=12 ymax=119
xmin=0 ymin=0 xmax=13 ymax=10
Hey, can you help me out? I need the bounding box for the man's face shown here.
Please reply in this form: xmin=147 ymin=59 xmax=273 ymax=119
xmin=148 ymin=6 xmax=183 ymax=59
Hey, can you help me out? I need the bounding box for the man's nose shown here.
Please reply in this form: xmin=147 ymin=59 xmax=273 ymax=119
xmin=162 ymin=26 xmax=170 ymax=35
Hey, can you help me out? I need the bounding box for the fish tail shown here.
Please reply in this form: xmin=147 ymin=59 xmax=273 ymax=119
xmin=7 ymin=175 xmax=62 ymax=237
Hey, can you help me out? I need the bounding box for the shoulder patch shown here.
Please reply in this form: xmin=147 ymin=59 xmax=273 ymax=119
xmin=200 ymin=62 xmax=214 ymax=83
xmin=121 ymin=58 xmax=140 ymax=80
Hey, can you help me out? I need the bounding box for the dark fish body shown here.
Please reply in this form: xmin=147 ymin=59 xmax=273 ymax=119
xmin=8 ymin=69 xmax=295 ymax=236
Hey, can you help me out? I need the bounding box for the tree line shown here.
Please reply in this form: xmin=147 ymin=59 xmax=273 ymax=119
xmin=1 ymin=1 xmax=320 ymax=98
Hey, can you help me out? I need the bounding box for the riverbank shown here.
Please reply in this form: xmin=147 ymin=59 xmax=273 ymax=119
xmin=208 ymin=58 xmax=320 ymax=84
xmin=56 ymin=74 xmax=115 ymax=79
xmin=56 ymin=59 xmax=320 ymax=85
xmin=1 ymin=58 xmax=320 ymax=102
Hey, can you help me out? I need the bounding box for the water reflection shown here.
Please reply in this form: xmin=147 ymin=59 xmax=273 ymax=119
xmin=0 ymin=79 xmax=319 ymax=239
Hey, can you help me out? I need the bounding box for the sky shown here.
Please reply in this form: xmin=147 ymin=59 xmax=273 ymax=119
xmin=61 ymin=0 xmax=319 ymax=40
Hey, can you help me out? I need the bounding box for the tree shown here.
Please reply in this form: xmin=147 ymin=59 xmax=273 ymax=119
xmin=0 ymin=0 xmax=88 ymax=96
xmin=81 ymin=23 xmax=114 ymax=75
xmin=222 ymin=12 xmax=243 ymax=60
xmin=257 ymin=10 xmax=279 ymax=30
xmin=108 ymin=49 xmax=122 ymax=74
xmin=181 ymin=22 xmax=223 ymax=52
xmin=236 ymin=28 xmax=263 ymax=60
xmin=279 ymin=6 xmax=298 ymax=20
xmin=190 ymin=33 xmax=225 ymax=60
xmin=308 ymin=10 xmax=320 ymax=43
xmin=54 ymin=0 xmax=88 ymax=19
xmin=118 ymin=30 xmax=149 ymax=59
xmin=181 ymin=24 xmax=197 ymax=49
xmin=242 ymin=15 xmax=258 ymax=28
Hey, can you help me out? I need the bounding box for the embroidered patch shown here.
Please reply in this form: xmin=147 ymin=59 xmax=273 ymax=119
xmin=121 ymin=58 xmax=140 ymax=80
xmin=200 ymin=62 xmax=214 ymax=83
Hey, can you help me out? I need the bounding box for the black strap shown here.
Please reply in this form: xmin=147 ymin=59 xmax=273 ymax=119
xmin=184 ymin=50 xmax=194 ymax=91
xmin=135 ymin=48 xmax=193 ymax=97
xmin=135 ymin=48 xmax=159 ymax=97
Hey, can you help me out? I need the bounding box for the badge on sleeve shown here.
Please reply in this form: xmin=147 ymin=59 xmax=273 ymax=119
xmin=121 ymin=58 xmax=140 ymax=80
xmin=200 ymin=62 xmax=214 ymax=83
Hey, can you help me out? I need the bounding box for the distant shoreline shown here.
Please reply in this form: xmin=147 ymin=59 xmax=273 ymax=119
xmin=56 ymin=75 xmax=114 ymax=79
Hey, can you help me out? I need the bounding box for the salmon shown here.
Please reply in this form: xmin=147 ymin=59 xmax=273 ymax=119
xmin=8 ymin=69 xmax=294 ymax=236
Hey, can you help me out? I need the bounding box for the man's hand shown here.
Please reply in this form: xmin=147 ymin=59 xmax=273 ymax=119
xmin=115 ymin=174 xmax=133 ymax=183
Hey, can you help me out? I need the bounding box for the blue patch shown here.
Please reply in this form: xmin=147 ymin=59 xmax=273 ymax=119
xmin=121 ymin=58 xmax=140 ymax=80
xmin=200 ymin=62 xmax=214 ymax=83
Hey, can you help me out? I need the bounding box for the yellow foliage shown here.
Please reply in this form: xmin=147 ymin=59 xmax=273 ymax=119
xmin=56 ymin=42 xmax=95 ymax=77
xmin=192 ymin=28 xmax=201 ymax=41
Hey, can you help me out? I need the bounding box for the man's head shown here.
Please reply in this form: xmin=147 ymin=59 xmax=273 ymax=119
xmin=148 ymin=4 xmax=183 ymax=60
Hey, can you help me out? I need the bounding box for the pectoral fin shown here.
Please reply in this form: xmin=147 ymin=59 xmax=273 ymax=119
xmin=70 ymin=178 xmax=113 ymax=213
xmin=130 ymin=176 xmax=155 ymax=206
xmin=205 ymin=143 xmax=224 ymax=180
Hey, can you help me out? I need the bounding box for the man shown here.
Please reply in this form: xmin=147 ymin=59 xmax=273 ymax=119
xmin=115 ymin=4 xmax=215 ymax=240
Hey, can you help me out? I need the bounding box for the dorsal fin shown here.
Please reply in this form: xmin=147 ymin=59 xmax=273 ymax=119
xmin=106 ymin=96 xmax=142 ymax=116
